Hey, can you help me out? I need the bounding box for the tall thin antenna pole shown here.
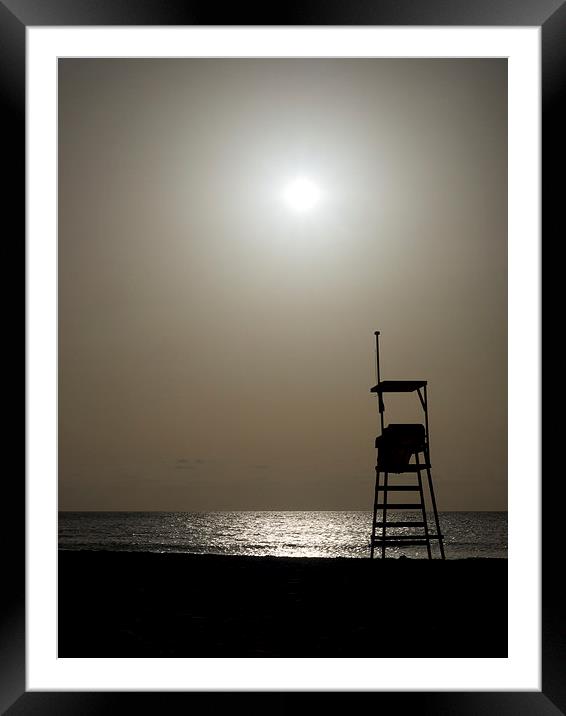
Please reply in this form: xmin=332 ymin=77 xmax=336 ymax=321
xmin=374 ymin=330 xmax=382 ymax=385
xmin=374 ymin=331 xmax=385 ymax=432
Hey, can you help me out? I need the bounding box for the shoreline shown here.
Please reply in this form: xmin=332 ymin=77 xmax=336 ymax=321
xmin=59 ymin=549 xmax=507 ymax=657
xmin=58 ymin=546 xmax=506 ymax=560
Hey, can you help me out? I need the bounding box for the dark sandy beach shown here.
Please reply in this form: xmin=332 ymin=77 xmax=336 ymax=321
xmin=58 ymin=550 xmax=507 ymax=657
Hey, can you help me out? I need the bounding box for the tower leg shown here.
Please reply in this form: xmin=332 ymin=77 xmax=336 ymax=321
xmin=381 ymin=472 xmax=388 ymax=559
xmin=424 ymin=450 xmax=445 ymax=559
xmin=370 ymin=465 xmax=380 ymax=559
xmin=415 ymin=451 xmax=432 ymax=559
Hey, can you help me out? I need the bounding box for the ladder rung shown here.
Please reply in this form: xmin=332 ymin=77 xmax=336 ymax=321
xmin=372 ymin=531 xmax=445 ymax=541
xmin=372 ymin=539 xmax=430 ymax=546
xmin=375 ymin=521 xmax=425 ymax=528
xmin=377 ymin=485 xmax=420 ymax=491
xmin=376 ymin=464 xmax=431 ymax=473
xmin=376 ymin=503 xmax=423 ymax=509
xmin=373 ymin=534 xmax=428 ymax=540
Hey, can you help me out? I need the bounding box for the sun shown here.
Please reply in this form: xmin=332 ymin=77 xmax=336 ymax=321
xmin=282 ymin=177 xmax=321 ymax=213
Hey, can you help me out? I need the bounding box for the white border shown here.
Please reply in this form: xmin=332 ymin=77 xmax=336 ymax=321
xmin=27 ymin=27 xmax=540 ymax=691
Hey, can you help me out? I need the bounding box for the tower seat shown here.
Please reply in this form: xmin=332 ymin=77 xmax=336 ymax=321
xmin=375 ymin=424 xmax=426 ymax=472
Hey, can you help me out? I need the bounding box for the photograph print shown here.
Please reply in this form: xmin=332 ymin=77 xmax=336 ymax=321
xmin=58 ymin=57 xmax=508 ymax=657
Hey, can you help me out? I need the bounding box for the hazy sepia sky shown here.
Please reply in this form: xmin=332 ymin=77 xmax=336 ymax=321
xmin=59 ymin=59 xmax=507 ymax=511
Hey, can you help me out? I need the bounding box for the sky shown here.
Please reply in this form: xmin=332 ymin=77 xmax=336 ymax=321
xmin=58 ymin=58 xmax=507 ymax=511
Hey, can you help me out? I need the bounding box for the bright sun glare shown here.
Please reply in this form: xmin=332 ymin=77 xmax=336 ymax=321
xmin=282 ymin=177 xmax=321 ymax=212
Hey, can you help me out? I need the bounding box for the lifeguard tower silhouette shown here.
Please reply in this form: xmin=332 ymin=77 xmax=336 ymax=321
xmin=369 ymin=331 xmax=445 ymax=559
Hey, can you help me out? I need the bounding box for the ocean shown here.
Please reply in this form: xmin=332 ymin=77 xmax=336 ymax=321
xmin=58 ymin=510 xmax=507 ymax=559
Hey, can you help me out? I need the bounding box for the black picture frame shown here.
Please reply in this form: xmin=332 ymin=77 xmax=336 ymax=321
xmin=8 ymin=0 xmax=559 ymax=711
